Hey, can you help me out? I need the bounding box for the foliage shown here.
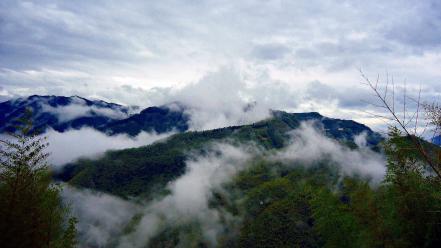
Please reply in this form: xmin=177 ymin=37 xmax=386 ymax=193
xmin=230 ymin=142 xmax=441 ymax=248
xmin=0 ymin=110 xmax=77 ymax=248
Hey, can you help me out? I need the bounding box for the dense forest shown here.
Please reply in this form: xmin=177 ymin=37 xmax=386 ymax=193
xmin=115 ymin=129 xmax=441 ymax=248
xmin=144 ymin=132 xmax=441 ymax=247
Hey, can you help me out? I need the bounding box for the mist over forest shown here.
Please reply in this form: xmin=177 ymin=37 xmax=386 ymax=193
xmin=1 ymin=1 xmax=441 ymax=247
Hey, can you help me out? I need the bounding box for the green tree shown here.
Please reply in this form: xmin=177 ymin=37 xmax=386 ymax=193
xmin=0 ymin=110 xmax=77 ymax=248
xmin=378 ymin=128 xmax=441 ymax=247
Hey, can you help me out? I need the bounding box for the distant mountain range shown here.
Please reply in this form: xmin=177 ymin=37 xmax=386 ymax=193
xmin=0 ymin=95 xmax=387 ymax=145
xmin=0 ymin=95 xmax=386 ymax=143
xmin=0 ymin=95 xmax=189 ymax=135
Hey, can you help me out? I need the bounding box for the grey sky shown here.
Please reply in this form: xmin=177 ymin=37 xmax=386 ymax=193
xmin=1 ymin=0 xmax=441 ymax=128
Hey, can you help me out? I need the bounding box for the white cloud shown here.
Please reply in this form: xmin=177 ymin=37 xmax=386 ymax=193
xmin=117 ymin=67 xmax=299 ymax=130
xmin=62 ymin=186 xmax=141 ymax=248
xmin=57 ymin=122 xmax=387 ymax=247
xmin=117 ymin=143 xmax=256 ymax=248
xmin=171 ymin=68 xmax=275 ymax=130
xmin=114 ymin=123 xmax=386 ymax=247
xmin=1 ymin=0 xmax=440 ymax=127
xmin=44 ymin=128 xmax=174 ymax=167
xmin=273 ymin=122 xmax=386 ymax=183
xmin=41 ymin=102 xmax=128 ymax=122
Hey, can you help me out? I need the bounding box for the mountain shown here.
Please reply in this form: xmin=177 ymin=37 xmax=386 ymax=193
xmin=432 ymin=135 xmax=441 ymax=146
xmin=272 ymin=111 xmax=381 ymax=144
xmin=0 ymin=95 xmax=131 ymax=133
xmin=100 ymin=104 xmax=189 ymax=136
xmin=57 ymin=111 xmax=382 ymax=198
xmin=0 ymin=95 xmax=189 ymax=135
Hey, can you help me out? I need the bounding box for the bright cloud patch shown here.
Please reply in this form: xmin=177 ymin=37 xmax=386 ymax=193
xmin=45 ymin=128 xmax=173 ymax=167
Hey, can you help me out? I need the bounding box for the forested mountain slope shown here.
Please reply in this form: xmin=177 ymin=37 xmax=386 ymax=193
xmin=57 ymin=111 xmax=382 ymax=197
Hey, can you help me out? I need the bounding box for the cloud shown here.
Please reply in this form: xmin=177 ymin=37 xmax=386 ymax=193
xmin=383 ymin=1 xmax=441 ymax=48
xmin=44 ymin=128 xmax=173 ymax=167
xmin=353 ymin=131 xmax=369 ymax=148
xmin=114 ymin=123 xmax=385 ymax=247
xmin=170 ymin=68 xmax=276 ymax=130
xmin=106 ymin=67 xmax=299 ymax=130
xmin=117 ymin=143 xmax=256 ymax=248
xmin=62 ymin=186 xmax=141 ymax=248
xmin=251 ymin=43 xmax=291 ymax=60
xmin=1 ymin=0 xmax=441 ymax=124
xmin=305 ymin=80 xmax=375 ymax=109
xmin=273 ymin=122 xmax=386 ymax=183
xmin=57 ymin=122 xmax=387 ymax=247
xmin=40 ymin=100 xmax=129 ymax=122
xmin=0 ymin=86 xmax=14 ymax=102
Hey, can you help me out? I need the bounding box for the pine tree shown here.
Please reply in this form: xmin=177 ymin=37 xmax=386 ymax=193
xmin=0 ymin=109 xmax=77 ymax=248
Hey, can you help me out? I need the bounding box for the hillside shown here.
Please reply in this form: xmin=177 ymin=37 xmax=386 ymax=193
xmin=57 ymin=111 xmax=382 ymax=198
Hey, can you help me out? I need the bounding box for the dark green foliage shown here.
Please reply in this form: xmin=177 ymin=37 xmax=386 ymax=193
xmin=61 ymin=217 xmax=78 ymax=248
xmin=112 ymin=127 xmax=441 ymax=247
xmin=239 ymin=178 xmax=320 ymax=248
xmin=306 ymin=129 xmax=441 ymax=248
xmin=241 ymin=198 xmax=318 ymax=248
xmin=375 ymin=128 xmax=441 ymax=247
xmin=233 ymin=163 xmax=330 ymax=248
xmin=148 ymin=223 xmax=210 ymax=248
xmin=310 ymin=185 xmax=363 ymax=248
xmin=222 ymin=134 xmax=441 ymax=248
xmin=0 ymin=110 xmax=77 ymax=248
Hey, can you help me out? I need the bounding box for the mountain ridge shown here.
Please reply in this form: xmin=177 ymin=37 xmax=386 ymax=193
xmin=1 ymin=95 xmax=382 ymax=142
xmin=0 ymin=95 xmax=187 ymax=135
xmin=56 ymin=110 xmax=383 ymax=198
xmin=0 ymin=95 xmax=131 ymax=133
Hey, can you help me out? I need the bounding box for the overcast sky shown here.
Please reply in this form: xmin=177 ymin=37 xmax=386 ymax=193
xmin=1 ymin=0 xmax=441 ymax=128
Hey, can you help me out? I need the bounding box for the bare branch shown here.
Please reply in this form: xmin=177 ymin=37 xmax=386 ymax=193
xmin=414 ymin=85 xmax=422 ymax=135
xmin=360 ymin=70 xmax=441 ymax=180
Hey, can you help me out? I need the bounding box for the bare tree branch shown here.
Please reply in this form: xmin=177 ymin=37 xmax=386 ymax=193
xmin=360 ymin=70 xmax=441 ymax=180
